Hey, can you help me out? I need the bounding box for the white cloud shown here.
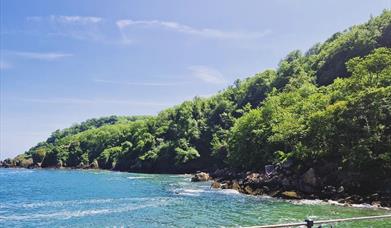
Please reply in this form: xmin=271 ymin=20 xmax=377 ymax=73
xmin=116 ymin=19 xmax=271 ymax=40
xmin=11 ymin=51 xmax=73 ymax=61
xmin=93 ymin=79 xmax=189 ymax=87
xmin=49 ymin=15 xmax=102 ymax=24
xmin=26 ymin=15 xmax=104 ymax=41
xmin=27 ymin=15 xmax=103 ymax=24
xmin=188 ymin=65 xmax=226 ymax=85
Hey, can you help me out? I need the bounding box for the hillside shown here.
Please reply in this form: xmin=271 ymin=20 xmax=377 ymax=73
xmin=3 ymin=10 xmax=391 ymax=199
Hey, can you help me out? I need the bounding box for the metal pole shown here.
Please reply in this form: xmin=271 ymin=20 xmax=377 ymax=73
xmin=246 ymin=214 xmax=391 ymax=228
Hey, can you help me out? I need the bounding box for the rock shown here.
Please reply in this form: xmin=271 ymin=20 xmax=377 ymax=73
xmin=302 ymin=168 xmax=317 ymax=187
xmin=244 ymin=185 xmax=255 ymax=194
xmin=269 ymin=190 xmax=280 ymax=197
xmin=240 ymin=185 xmax=263 ymax=195
xmin=245 ymin=172 xmax=261 ymax=183
xmin=56 ymin=160 xmax=63 ymax=168
xmin=90 ymin=160 xmax=99 ymax=169
xmin=300 ymin=184 xmax=315 ymax=194
xmin=281 ymin=191 xmax=300 ymax=199
xmin=191 ymin=172 xmax=210 ymax=182
xmin=211 ymin=181 xmax=221 ymax=189
xmin=76 ymin=162 xmax=87 ymax=169
xmin=372 ymin=201 xmax=381 ymax=207
xmin=220 ymin=183 xmax=229 ymax=189
xmin=337 ymin=186 xmax=345 ymax=194
xmin=281 ymin=158 xmax=294 ymax=169
xmin=281 ymin=178 xmax=290 ymax=187
xmin=231 ymin=180 xmax=241 ymax=191
xmin=321 ymin=185 xmax=337 ymax=198
xmin=265 ymin=165 xmax=276 ymax=176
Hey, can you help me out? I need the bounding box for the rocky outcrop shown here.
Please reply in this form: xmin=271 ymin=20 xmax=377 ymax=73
xmin=90 ymin=160 xmax=99 ymax=169
xmin=209 ymin=165 xmax=391 ymax=207
xmin=191 ymin=172 xmax=210 ymax=182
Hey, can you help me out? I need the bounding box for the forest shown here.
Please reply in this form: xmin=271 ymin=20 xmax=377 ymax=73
xmin=7 ymin=10 xmax=391 ymax=194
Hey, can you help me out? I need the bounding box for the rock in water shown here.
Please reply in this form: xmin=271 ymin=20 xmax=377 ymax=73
xmin=211 ymin=181 xmax=221 ymax=188
xmin=191 ymin=172 xmax=210 ymax=182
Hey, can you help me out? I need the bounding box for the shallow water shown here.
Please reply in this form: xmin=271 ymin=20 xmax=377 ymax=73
xmin=0 ymin=168 xmax=390 ymax=227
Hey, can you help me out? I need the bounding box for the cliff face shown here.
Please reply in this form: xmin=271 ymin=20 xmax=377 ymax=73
xmin=3 ymin=11 xmax=391 ymax=198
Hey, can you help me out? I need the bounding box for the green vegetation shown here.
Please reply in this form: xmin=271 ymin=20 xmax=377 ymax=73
xmin=12 ymin=11 xmax=391 ymax=191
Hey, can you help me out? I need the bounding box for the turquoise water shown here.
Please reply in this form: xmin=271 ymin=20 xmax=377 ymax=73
xmin=0 ymin=168 xmax=390 ymax=227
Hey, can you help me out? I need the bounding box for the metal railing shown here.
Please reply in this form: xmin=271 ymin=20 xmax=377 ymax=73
xmin=246 ymin=214 xmax=391 ymax=228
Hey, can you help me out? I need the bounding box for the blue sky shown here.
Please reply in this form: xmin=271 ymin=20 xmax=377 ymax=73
xmin=0 ymin=0 xmax=390 ymax=159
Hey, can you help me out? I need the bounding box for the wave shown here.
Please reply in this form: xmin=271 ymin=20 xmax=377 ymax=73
xmin=217 ymin=189 xmax=241 ymax=195
xmin=0 ymin=198 xmax=173 ymax=222
xmin=127 ymin=176 xmax=151 ymax=180
xmin=0 ymin=205 xmax=143 ymax=222
xmin=0 ymin=197 xmax=172 ymax=210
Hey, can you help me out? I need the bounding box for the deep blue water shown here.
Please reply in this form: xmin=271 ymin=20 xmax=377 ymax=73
xmin=0 ymin=168 xmax=390 ymax=227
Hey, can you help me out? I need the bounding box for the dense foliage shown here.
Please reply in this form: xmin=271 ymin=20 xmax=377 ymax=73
xmin=13 ymin=11 xmax=391 ymax=189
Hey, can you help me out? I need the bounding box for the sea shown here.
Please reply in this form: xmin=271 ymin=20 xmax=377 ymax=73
xmin=0 ymin=168 xmax=390 ymax=227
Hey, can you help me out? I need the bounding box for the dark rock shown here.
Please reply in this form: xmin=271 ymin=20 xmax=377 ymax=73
xmin=281 ymin=178 xmax=290 ymax=187
xmin=243 ymin=185 xmax=255 ymax=194
xmin=302 ymin=168 xmax=318 ymax=187
xmin=281 ymin=158 xmax=294 ymax=169
xmin=321 ymin=185 xmax=337 ymax=198
xmin=337 ymin=186 xmax=345 ymax=194
xmin=265 ymin=165 xmax=276 ymax=176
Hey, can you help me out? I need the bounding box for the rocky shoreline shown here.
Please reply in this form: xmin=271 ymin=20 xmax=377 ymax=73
xmin=191 ymin=168 xmax=391 ymax=208
xmin=2 ymin=158 xmax=390 ymax=208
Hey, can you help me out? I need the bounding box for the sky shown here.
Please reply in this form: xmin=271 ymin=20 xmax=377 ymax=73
xmin=0 ymin=0 xmax=390 ymax=159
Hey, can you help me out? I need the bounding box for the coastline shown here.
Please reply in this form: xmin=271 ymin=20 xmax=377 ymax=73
xmin=192 ymin=168 xmax=391 ymax=209
xmin=2 ymin=165 xmax=390 ymax=210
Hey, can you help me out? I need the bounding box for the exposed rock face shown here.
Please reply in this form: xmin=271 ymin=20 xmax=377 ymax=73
xmin=191 ymin=172 xmax=210 ymax=182
xmin=90 ymin=160 xmax=99 ymax=169
xmin=302 ymin=168 xmax=317 ymax=187
xmin=208 ymin=166 xmax=391 ymax=207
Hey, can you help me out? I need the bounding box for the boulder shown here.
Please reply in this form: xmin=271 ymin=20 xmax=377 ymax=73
xmin=231 ymin=180 xmax=241 ymax=191
xmin=244 ymin=185 xmax=254 ymax=194
xmin=90 ymin=160 xmax=99 ymax=169
xmin=265 ymin=165 xmax=276 ymax=176
xmin=302 ymin=168 xmax=318 ymax=187
xmin=191 ymin=172 xmax=210 ymax=182
xmin=337 ymin=186 xmax=345 ymax=194
xmin=211 ymin=181 xmax=221 ymax=189
xmin=281 ymin=178 xmax=290 ymax=187
xmin=281 ymin=191 xmax=300 ymax=199
xmin=220 ymin=183 xmax=229 ymax=189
